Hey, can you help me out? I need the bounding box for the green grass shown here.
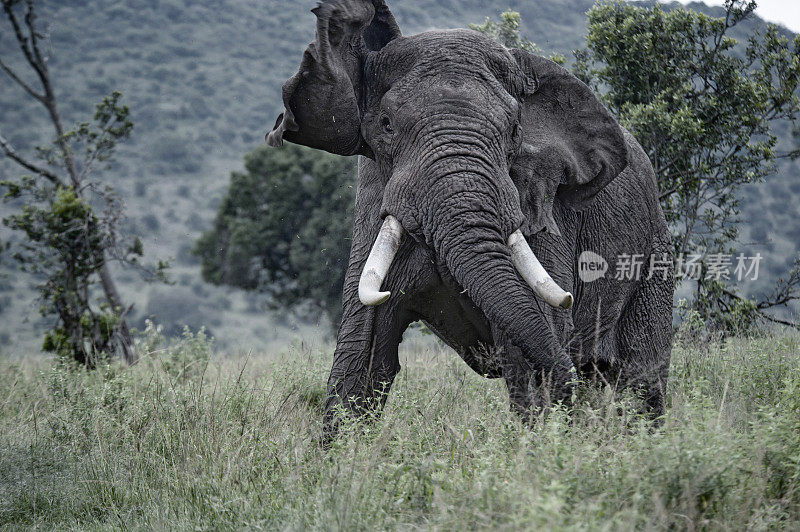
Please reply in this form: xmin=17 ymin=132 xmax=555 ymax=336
xmin=1 ymin=328 xmax=799 ymax=530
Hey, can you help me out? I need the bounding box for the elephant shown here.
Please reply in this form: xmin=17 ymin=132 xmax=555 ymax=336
xmin=265 ymin=0 xmax=674 ymax=438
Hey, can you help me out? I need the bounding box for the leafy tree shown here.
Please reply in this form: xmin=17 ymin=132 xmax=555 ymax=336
xmin=0 ymin=0 xmax=166 ymax=365
xmin=470 ymin=10 xmax=536 ymax=52
xmin=471 ymin=10 xmax=567 ymax=64
xmin=572 ymin=0 xmax=800 ymax=331
xmin=195 ymin=144 xmax=356 ymax=325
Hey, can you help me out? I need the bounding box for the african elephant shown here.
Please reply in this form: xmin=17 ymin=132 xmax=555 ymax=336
xmin=266 ymin=0 xmax=674 ymax=437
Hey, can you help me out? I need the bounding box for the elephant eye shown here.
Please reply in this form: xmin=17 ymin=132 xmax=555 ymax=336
xmin=381 ymin=116 xmax=393 ymax=133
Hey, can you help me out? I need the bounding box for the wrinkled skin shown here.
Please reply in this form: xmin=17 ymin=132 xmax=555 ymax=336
xmin=266 ymin=0 xmax=674 ymax=438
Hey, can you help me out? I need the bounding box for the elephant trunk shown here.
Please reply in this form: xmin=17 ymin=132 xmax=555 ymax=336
xmin=426 ymin=187 xmax=575 ymax=402
xmin=427 ymin=191 xmax=547 ymax=339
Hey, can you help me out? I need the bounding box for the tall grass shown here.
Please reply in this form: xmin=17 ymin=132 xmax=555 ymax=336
xmin=1 ymin=326 xmax=799 ymax=529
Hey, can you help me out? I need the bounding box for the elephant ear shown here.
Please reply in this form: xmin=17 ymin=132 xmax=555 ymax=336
xmin=509 ymin=49 xmax=629 ymax=236
xmin=266 ymin=0 xmax=401 ymax=156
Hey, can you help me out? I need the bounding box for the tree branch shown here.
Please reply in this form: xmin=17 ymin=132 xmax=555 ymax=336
xmin=720 ymin=286 xmax=800 ymax=330
xmin=0 ymin=56 xmax=44 ymax=102
xmin=659 ymin=184 xmax=682 ymax=200
xmin=3 ymin=0 xmax=79 ymax=184
xmin=775 ymin=148 xmax=800 ymax=160
xmin=2 ymin=0 xmax=39 ymax=76
xmin=24 ymin=0 xmax=48 ymax=69
xmin=0 ymin=132 xmax=64 ymax=187
xmin=758 ymin=312 xmax=800 ymax=330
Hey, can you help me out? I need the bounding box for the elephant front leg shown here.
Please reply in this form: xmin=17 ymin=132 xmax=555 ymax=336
xmin=324 ymin=297 xmax=412 ymax=440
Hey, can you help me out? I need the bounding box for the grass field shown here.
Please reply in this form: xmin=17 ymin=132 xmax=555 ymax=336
xmin=1 ymin=326 xmax=799 ymax=530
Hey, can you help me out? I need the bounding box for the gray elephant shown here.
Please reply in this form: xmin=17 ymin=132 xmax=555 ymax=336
xmin=266 ymin=0 xmax=674 ymax=437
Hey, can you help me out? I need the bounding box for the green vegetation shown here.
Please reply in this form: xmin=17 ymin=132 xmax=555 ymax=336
xmin=575 ymin=0 xmax=800 ymax=331
xmin=1 ymin=328 xmax=799 ymax=528
xmin=195 ymin=144 xmax=356 ymax=325
xmin=470 ymin=10 xmax=537 ymax=53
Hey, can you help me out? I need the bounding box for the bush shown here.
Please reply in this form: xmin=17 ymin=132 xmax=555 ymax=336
xmin=195 ymin=144 xmax=356 ymax=325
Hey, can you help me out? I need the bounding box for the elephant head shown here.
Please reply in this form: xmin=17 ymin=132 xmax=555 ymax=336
xmin=267 ymin=0 xmax=629 ymax=402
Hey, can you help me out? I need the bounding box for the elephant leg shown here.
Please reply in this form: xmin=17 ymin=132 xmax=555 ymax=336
xmin=323 ymin=160 xmax=411 ymax=439
xmin=613 ymin=261 xmax=673 ymax=419
xmin=571 ymin=309 xmax=621 ymax=387
xmin=324 ymin=210 xmax=436 ymax=439
xmin=324 ymin=297 xmax=413 ymax=439
xmin=497 ymin=331 xmax=537 ymax=418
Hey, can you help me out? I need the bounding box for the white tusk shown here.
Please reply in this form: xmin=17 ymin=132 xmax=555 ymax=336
xmin=358 ymin=216 xmax=404 ymax=306
xmin=508 ymin=230 xmax=574 ymax=310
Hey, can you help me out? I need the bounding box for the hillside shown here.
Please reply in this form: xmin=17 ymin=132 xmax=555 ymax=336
xmin=0 ymin=0 xmax=797 ymax=354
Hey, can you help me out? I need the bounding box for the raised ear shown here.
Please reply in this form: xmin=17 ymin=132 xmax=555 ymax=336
xmin=509 ymin=49 xmax=629 ymax=236
xmin=266 ymin=0 xmax=401 ymax=156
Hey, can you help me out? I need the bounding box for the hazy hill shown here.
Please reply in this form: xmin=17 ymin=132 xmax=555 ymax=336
xmin=0 ymin=0 xmax=797 ymax=353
